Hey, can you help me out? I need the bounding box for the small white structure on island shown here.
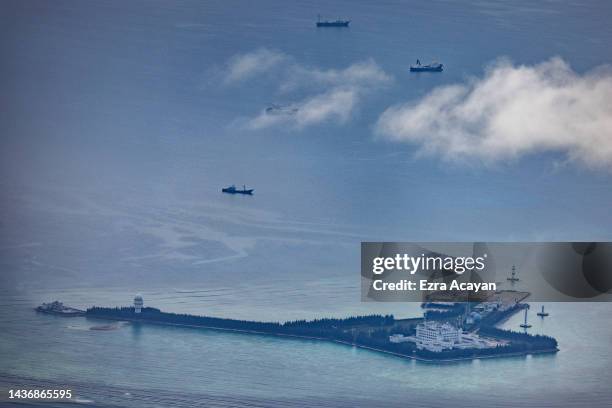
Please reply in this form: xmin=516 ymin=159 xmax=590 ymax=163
xmin=134 ymin=294 xmax=144 ymax=313
xmin=389 ymin=334 xmax=413 ymax=343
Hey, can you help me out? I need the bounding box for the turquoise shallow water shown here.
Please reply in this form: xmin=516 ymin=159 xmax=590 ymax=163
xmin=1 ymin=0 xmax=612 ymax=406
xmin=1 ymin=288 xmax=612 ymax=407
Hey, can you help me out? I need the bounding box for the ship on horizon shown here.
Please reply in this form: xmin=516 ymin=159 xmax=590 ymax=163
xmin=316 ymin=15 xmax=350 ymax=27
xmin=222 ymin=185 xmax=254 ymax=195
xmin=266 ymin=104 xmax=298 ymax=115
xmin=410 ymin=59 xmax=443 ymax=72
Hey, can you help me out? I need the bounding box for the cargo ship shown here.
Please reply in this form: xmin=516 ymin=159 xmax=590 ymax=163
xmin=222 ymin=185 xmax=254 ymax=195
xmin=316 ymin=15 xmax=350 ymax=27
xmin=410 ymin=60 xmax=443 ymax=72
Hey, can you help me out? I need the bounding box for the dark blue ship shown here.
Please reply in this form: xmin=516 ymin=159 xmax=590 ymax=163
xmin=222 ymin=185 xmax=254 ymax=195
xmin=410 ymin=60 xmax=443 ymax=72
xmin=316 ymin=15 xmax=350 ymax=27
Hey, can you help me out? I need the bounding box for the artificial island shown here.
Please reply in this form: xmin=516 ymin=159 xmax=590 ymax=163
xmin=38 ymin=289 xmax=558 ymax=363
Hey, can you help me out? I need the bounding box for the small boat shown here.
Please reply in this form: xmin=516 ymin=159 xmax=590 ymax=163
xmin=410 ymin=60 xmax=443 ymax=72
xmin=265 ymin=104 xmax=298 ymax=115
xmin=316 ymin=15 xmax=350 ymax=27
xmin=537 ymin=305 xmax=549 ymax=317
xmin=222 ymin=185 xmax=254 ymax=195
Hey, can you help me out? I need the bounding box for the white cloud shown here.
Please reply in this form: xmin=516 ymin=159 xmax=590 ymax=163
xmin=222 ymin=50 xmax=391 ymax=129
xmin=297 ymin=88 xmax=357 ymax=125
xmin=247 ymin=88 xmax=358 ymax=130
xmin=280 ymin=59 xmax=392 ymax=92
xmin=223 ymin=48 xmax=286 ymax=83
xmin=376 ymin=57 xmax=612 ymax=168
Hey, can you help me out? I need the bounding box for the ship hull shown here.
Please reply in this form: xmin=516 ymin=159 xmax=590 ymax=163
xmin=316 ymin=21 xmax=349 ymax=27
xmin=222 ymin=188 xmax=253 ymax=195
xmin=410 ymin=65 xmax=443 ymax=72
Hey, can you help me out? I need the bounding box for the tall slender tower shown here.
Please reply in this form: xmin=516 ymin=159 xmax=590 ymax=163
xmin=520 ymin=305 xmax=532 ymax=328
xmin=507 ymin=265 xmax=519 ymax=282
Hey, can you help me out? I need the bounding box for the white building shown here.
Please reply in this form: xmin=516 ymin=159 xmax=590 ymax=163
xmin=474 ymin=301 xmax=500 ymax=313
xmin=415 ymin=321 xmax=462 ymax=352
xmin=411 ymin=320 xmax=500 ymax=352
xmin=453 ymin=332 xmax=499 ymax=349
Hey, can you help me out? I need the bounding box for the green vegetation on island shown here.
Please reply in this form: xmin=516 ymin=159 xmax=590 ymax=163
xmin=86 ymin=305 xmax=558 ymax=362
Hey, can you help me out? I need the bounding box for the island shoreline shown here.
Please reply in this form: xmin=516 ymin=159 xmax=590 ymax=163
xmin=85 ymin=312 xmax=558 ymax=363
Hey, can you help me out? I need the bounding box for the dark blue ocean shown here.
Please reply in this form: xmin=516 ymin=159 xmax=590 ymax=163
xmin=1 ymin=0 xmax=612 ymax=406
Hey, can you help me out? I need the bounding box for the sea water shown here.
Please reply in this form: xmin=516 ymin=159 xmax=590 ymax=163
xmin=1 ymin=0 xmax=612 ymax=406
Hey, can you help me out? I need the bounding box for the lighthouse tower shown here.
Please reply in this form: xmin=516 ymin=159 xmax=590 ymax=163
xmin=134 ymin=295 xmax=144 ymax=313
